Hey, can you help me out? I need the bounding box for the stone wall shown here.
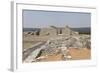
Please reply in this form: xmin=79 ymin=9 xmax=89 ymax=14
xmin=24 ymin=26 xmax=79 ymax=37
xmin=39 ymin=27 xmax=57 ymax=36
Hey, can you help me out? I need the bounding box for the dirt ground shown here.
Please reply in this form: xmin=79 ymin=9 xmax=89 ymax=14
xmin=37 ymin=48 xmax=91 ymax=62
xmin=68 ymin=48 xmax=91 ymax=60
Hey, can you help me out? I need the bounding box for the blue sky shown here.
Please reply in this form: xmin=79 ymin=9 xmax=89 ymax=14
xmin=23 ymin=10 xmax=91 ymax=28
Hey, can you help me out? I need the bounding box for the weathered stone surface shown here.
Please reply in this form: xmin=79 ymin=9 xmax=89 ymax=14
xmin=39 ymin=26 xmax=79 ymax=36
xmin=39 ymin=34 xmax=91 ymax=58
xmin=23 ymin=26 xmax=91 ymax=62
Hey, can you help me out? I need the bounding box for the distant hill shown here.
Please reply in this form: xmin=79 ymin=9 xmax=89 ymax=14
xmin=71 ymin=27 xmax=91 ymax=34
xmin=23 ymin=28 xmax=40 ymax=32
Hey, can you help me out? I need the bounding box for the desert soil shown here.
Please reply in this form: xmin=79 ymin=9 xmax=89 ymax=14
xmin=37 ymin=48 xmax=91 ymax=62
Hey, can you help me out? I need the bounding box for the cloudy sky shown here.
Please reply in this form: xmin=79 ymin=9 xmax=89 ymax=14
xmin=23 ymin=10 xmax=91 ymax=28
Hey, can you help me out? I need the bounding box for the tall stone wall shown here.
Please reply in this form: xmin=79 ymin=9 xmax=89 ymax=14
xmin=62 ymin=28 xmax=71 ymax=36
xmin=39 ymin=28 xmax=57 ymax=36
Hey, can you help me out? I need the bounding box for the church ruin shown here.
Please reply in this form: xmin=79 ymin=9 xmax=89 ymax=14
xmin=26 ymin=25 xmax=79 ymax=36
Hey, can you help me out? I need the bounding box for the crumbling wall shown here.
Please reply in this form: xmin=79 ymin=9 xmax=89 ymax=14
xmin=40 ymin=28 xmax=57 ymax=36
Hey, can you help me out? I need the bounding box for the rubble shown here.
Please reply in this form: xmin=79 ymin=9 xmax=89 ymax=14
xmin=23 ymin=26 xmax=91 ymax=62
xmin=33 ymin=34 xmax=90 ymax=61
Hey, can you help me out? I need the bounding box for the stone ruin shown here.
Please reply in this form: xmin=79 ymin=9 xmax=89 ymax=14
xmin=42 ymin=35 xmax=90 ymax=53
xmin=24 ymin=25 xmax=79 ymax=36
xmin=39 ymin=25 xmax=79 ymax=36
xmin=32 ymin=34 xmax=91 ymax=61
xmin=24 ymin=25 xmax=91 ymax=62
